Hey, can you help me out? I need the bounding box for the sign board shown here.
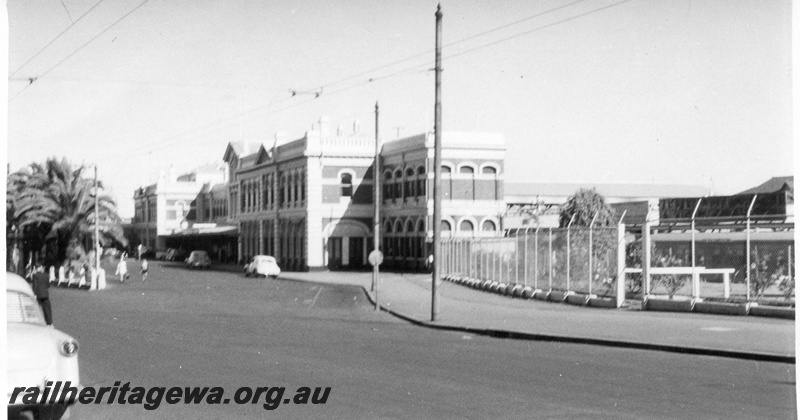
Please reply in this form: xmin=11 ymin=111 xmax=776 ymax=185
xmin=368 ymin=250 xmax=384 ymax=266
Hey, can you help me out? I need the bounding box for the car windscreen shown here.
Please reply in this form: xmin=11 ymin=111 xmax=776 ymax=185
xmin=7 ymin=291 xmax=47 ymax=325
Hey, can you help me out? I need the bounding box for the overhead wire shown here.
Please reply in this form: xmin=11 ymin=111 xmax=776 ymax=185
xmin=40 ymin=0 xmax=633 ymax=163
xmin=9 ymin=0 xmax=151 ymax=103
xmin=9 ymin=0 xmax=107 ymax=78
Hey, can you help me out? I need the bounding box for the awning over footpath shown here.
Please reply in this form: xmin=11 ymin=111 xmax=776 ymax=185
xmin=168 ymin=225 xmax=238 ymax=237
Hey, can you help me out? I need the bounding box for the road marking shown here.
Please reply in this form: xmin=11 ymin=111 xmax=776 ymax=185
xmin=310 ymin=285 xmax=323 ymax=307
xmin=701 ymin=327 xmax=738 ymax=332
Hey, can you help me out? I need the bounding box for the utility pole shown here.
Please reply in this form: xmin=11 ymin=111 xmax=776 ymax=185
xmin=432 ymin=4 xmax=443 ymax=322
xmin=373 ymin=102 xmax=381 ymax=310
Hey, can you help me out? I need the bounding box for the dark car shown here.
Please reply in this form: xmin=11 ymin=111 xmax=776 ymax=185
xmin=164 ymin=248 xmax=189 ymax=261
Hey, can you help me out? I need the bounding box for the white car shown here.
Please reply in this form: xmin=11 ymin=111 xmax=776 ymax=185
xmin=244 ymin=255 xmax=281 ymax=278
xmin=7 ymin=272 xmax=79 ymax=420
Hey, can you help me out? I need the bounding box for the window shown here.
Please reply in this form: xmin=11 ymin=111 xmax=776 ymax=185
xmin=442 ymin=165 xmax=451 ymax=173
xmin=482 ymin=220 xmax=497 ymax=231
xmin=417 ymin=166 xmax=426 ymax=197
xmin=340 ymin=173 xmax=353 ymax=197
xmin=167 ymin=210 xmax=177 ymax=220
xmin=385 ymin=220 xmax=393 ymax=234
xmin=460 ymin=220 xmax=474 ymax=231
xmin=459 ymin=166 xmax=474 ymax=174
xmin=482 ymin=166 xmax=497 ymax=174
xmin=442 ymin=220 xmax=451 ymax=231
xmin=405 ymin=168 xmax=415 ymax=197
xmin=384 ymin=171 xmax=393 ymax=200
xmin=394 ymin=170 xmax=403 ymax=199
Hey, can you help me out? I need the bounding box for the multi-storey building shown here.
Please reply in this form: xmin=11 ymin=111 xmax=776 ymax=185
xmin=131 ymin=163 xmax=226 ymax=254
xmin=200 ymin=118 xmax=507 ymax=271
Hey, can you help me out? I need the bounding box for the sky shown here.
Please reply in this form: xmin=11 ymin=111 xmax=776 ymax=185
xmin=5 ymin=0 xmax=794 ymax=218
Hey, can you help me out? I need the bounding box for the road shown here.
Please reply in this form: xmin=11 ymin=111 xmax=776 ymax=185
xmin=45 ymin=261 xmax=795 ymax=419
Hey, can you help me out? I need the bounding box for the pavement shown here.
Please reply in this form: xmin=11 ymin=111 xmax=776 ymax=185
xmin=271 ymin=269 xmax=796 ymax=363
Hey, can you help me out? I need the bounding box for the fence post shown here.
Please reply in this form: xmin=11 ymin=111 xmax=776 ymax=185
xmin=589 ymin=211 xmax=600 ymax=295
xmin=548 ymin=228 xmax=553 ymax=292
xmin=643 ymin=221 xmax=652 ymax=297
xmin=567 ymin=214 xmax=575 ymax=292
xmin=515 ymin=233 xmax=519 ymax=285
xmin=691 ymin=198 xmax=702 ymax=299
xmin=524 ymin=227 xmax=530 ymax=287
xmin=745 ymin=195 xmax=757 ymax=302
xmin=616 ymin=222 xmax=626 ymax=308
xmin=534 ymin=227 xmax=539 ymax=290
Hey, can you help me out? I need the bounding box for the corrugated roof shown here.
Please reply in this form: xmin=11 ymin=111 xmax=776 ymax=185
xmin=505 ymin=182 xmax=708 ymax=199
xmin=737 ymin=176 xmax=793 ymax=195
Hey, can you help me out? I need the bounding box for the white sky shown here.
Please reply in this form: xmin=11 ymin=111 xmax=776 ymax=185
xmin=5 ymin=0 xmax=794 ymax=218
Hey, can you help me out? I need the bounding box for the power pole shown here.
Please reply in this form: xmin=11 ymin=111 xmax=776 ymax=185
xmin=432 ymin=4 xmax=443 ymax=322
xmin=373 ymin=102 xmax=381 ymax=311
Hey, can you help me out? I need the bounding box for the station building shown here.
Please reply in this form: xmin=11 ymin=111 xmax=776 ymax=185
xmin=181 ymin=118 xmax=506 ymax=271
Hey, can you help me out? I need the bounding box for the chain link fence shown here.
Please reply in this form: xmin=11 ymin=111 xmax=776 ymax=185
xmin=441 ymin=225 xmax=623 ymax=299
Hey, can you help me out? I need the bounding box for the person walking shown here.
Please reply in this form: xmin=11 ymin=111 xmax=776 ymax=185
xmin=141 ymin=259 xmax=149 ymax=281
xmin=31 ymin=264 xmax=53 ymax=325
xmin=115 ymin=255 xmax=129 ymax=283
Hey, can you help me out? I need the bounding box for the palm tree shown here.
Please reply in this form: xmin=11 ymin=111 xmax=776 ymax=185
xmin=9 ymin=158 xmax=127 ymax=265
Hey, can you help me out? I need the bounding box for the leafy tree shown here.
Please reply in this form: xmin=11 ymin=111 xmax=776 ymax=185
xmin=559 ymin=188 xmax=615 ymax=228
xmin=7 ymin=157 xmax=128 ymax=266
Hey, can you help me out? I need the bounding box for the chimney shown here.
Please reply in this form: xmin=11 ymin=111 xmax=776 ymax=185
xmin=337 ymin=125 xmax=344 ymax=136
xmin=353 ymin=119 xmax=361 ymax=134
xmin=319 ymin=116 xmax=330 ymax=137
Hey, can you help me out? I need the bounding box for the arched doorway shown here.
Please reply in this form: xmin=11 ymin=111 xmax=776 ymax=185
xmin=323 ymin=220 xmax=370 ymax=270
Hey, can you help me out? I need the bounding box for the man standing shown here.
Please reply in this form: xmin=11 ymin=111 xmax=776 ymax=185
xmin=31 ymin=264 xmax=53 ymax=325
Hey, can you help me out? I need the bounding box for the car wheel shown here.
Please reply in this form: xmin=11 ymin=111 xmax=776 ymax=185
xmin=269 ymin=274 xmax=278 ymax=279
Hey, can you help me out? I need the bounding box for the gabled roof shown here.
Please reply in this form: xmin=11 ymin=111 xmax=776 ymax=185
xmin=223 ymin=141 xmax=261 ymax=162
xmin=737 ymin=176 xmax=793 ymax=195
xmin=254 ymin=144 xmax=274 ymax=165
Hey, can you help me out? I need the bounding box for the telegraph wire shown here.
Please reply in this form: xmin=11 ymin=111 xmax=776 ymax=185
xmin=9 ymin=0 xmax=107 ymax=78
xmin=56 ymin=0 xmax=631 ymax=162
xmin=9 ymin=0 xmax=150 ymax=103
xmin=288 ymin=0 xmax=590 ymax=93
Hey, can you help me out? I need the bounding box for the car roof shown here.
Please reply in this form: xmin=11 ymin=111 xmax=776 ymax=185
xmin=6 ymin=272 xmax=35 ymax=297
xmin=254 ymin=255 xmax=276 ymax=260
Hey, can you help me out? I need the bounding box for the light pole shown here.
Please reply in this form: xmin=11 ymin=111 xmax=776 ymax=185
xmin=431 ymin=4 xmax=443 ymax=322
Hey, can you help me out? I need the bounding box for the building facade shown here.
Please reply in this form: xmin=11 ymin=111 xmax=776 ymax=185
xmin=131 ymin=164 xmax=227 ymax=255
xmin=200 ymin=119 xmax=506 ymax=271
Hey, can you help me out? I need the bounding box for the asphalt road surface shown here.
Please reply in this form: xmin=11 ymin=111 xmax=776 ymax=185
xmin=45 ymin=261 xmax=795 ymax=419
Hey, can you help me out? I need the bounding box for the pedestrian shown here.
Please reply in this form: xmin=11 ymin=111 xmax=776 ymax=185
xmin=31 ymin=264 xmax=53 ymax=325
xmin=115 ymin=256 xmax=129 ymax=282
xmin=141 ymin=259 xmax=149 ymax=281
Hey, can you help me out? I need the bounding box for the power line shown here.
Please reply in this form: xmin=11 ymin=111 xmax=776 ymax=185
xmin=9 ymin=0 xmax=107 ymax=78
xmin=54 ymin=1 xmax=632 ymax=164
xmin=9 ymin=0 xmax=150 ymax=103
xmin=294 ymin=0 xmax=591 ymax=92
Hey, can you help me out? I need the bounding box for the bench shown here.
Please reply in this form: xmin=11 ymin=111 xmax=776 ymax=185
xmin=623 ymin=267 xmax=737 ymax=298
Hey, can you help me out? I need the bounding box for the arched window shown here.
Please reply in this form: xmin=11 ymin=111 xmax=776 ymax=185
xmin=405 ymin=168 xmax=415 ymax=197
xmin=340 ymin=173 xmax=353 ymax=197
xmin=417 ymin=166 xmax=426 ymax=197
xmin=384 ymin=171 xmax=393 ymax=200
xmin=459 ymin=166 xmax=475 ymax=174
xmin=482 ymin=166 xmax=497 ymax=174
xmin=441 ymin=165 xmax=451 ymax=173
xmin=394 ymin=169 xmax=403 ymax=199
xmin=394 ymin=220 xmax=404 ymax=233
xmin=482 ymin=220 xmax=497 ymax=231
xmin=405 ymin=220 xmax=414 ymax=233
xmin=385 ymin=220 xmax=393 ymax=233
xmin=417 ymin=219 xmax=425 ymax=232
xmin=460 ymin=220 xmax=474 ymax=231
xmin=442 ymin=220 xmax=451 ymax=231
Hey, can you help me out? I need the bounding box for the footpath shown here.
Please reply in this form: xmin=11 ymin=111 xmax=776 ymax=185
xmin=279 ymin=270 xmax=795 ymax=363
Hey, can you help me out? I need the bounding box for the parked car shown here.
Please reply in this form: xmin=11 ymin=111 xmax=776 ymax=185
xmin=185 ymin=250 xmax=212 ymax=269
xmin=7 ymin=272 xmax=79 ymax=420
xmin=164 ymin=248 xmax=189 ymax=261
xmin=244 ymin=255 xmax=281 ymax=278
